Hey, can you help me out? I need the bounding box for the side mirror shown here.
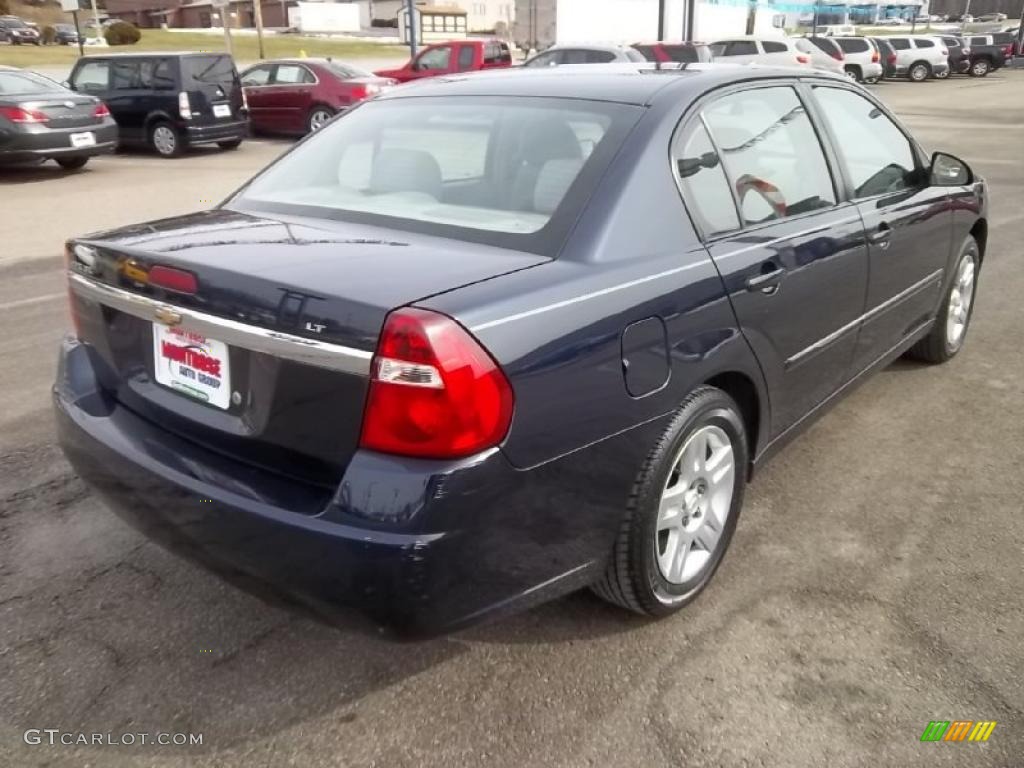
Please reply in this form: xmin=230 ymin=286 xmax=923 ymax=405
xmin=930 ymin=151 xmax=973 ymax=186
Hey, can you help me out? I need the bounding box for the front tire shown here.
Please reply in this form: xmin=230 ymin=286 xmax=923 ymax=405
xmin=906 ymin=236 xmax=979 ymax=364
xmin=56 ymin=156 xmax=89 ymax=170
xmin=908 ymin=61 xmax=931 ymax=82
xmin=592 ymin=387 xmax=747 ymax=617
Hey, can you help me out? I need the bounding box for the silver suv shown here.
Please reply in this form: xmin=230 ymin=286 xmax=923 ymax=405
xmin=831 ymin=37 xmax=885 ymax=83
xmin=886 ymin=36 xmax=951 ymax=81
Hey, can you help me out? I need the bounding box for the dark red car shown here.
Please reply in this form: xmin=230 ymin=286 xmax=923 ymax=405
xmin=631 ymin=42 xmax=713 ymax=64
xmin=375 ymin=39 xmax=512 ymax=83
xmin=240 ymin=58 xmax=395 ymax=135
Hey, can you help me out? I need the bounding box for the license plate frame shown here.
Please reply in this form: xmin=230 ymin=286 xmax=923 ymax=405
xmin=69 ymin=131 xmax=96 ymax=148
xmin=152 ymin=323 xmax=232 ymax=410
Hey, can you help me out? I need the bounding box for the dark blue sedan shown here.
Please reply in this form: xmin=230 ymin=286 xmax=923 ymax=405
xmin=54 ymin=64 xmax=987 ymax=635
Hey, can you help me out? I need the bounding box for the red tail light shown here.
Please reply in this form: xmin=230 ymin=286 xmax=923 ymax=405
xmin=348 ymin=83 xmax=382 ymax=102
xmin=359 ymin=307 xmax=514 ymax=459
xmin=149 ymin=265 xmax=198 ymax=294
xmin=92 ymin=102 xmax=110 ymax=118
xmin=1003 ymin=44 xmax=1013 ymax=55
xmin=871 ymin=50 xmax=880 ymax=63
xmin=796 ymin=54 xmax=810 ymax=64
xmin=888 ymin=53 xmax=897 ymax=64
xmin=0 ymin=106 xmax=48 ymax=124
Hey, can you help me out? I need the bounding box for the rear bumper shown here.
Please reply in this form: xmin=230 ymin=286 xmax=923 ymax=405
xmin=54 ymin=337 xmax=645 ymax=635
xmin=183 ymin=120 xmax=249 ymax=146
xmin=0 ymin=121 xmax=118 ymax=164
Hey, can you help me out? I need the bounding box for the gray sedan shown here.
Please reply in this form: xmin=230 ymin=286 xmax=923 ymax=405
xmin=0 ymin=68 xmax=118 ymax=170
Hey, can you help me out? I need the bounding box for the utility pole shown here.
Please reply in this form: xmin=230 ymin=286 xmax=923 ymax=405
xmin=405 ymin=0 xmax=417 ymax=57
xmin=253 ymin=0 xmax=265 ymax=59
xmin=961 ymin=0 xmax=971 ymax=32
xmin=89 ymin=0 xmax=101 ymax=38
xmin=657 ymin=0 xmax=666 ymax=39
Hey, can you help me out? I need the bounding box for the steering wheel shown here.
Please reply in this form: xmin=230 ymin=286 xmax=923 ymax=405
xmin=735 ymin=174 xmax=787 ymax=219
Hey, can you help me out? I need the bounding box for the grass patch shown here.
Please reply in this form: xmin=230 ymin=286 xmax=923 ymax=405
xmin=0 ymin=28 xmax=407 ymax=69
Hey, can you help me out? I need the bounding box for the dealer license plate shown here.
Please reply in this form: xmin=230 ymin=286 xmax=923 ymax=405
xmin=70 ymin=132 xmax=96 ymax=148
xmin=152 ymin=323 xmax=231 ymax=410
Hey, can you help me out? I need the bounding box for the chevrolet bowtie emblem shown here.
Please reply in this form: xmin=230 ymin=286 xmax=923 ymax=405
xmin=154 ymin=306 xmax=182 ymax=326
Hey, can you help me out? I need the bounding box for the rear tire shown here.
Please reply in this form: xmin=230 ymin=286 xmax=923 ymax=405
xmin=149 ymin=121 xmax=182 ymax=158
xmin=970 ymin=58 xmax=991 ymax=77
xmin=934 ymin=67 xmax=950 ymax=79
xmin=217 ymin=139 xmax=242 ymax=150
xmin=306 ymin=105 xmax=334 ymax=134
xmin=56 ymin=156 xmax=89 ymax=170
xmin=844 ymin=64 xmax=862 ymax=81
xmin=906 ymin=236 xmax=979 ymax=364
xmin=908 ymin=61 xmax=931 ymax=81
xmin=592 ymin=387 xmax=747 ymax=617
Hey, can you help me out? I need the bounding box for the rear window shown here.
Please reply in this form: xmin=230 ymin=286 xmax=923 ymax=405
xmin=326 ymin=61 xmax=374 ymax=79
xmin=0 ymin=70 xmax=63 ymax=95
xmin=836 ymin=38 xmax=869 ymax=53
xmin=806 ymin=38 xmax=840 ymax=55
xmin=968 ymin=36 xmax=989 ymax=46
xmin=889 ymin=38 xmax=910 ymax=50
xmin=182 ymin=55 xmax=238 ymax=86
xmin=234 ymin=97 xmax=639 ymax=252
xmin=763 ymin=41 xmax=788 ymax=53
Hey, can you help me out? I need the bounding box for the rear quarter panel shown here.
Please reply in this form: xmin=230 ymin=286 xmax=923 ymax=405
xmin=421 ymin=96 xmax=769 ymax=470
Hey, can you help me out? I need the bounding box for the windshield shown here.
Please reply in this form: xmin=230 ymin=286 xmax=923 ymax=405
xmin=0 ymin=71 xmax=64 ymax=95
xmin=234 ymin=96 xmax=638 ymax=249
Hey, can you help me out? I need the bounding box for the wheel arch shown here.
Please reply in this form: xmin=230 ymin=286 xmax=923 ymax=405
xmin=970 ymin=218 xmax=988 ymax=262
xmin=703 ymin=370 xmax=763 ymax=477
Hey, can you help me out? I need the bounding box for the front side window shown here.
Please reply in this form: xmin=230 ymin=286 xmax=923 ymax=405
xmin=672 ymin=121 xmax=739 ymax=237
xmin=524 ymin=50 xmax=560 ymax=67
xmin=140 ymin=58 xmax=175 ymax=90
xmin=813 ymin=87 xmax=918 ymax=198
xmin=762 ymin=41 xmax=788 ymax=53
xmin=235 ymin=98 xmax=635 ymax=245
xmin=72 ymin=61 xmax=110 ymax=91
xmin=702 ymin=86 xmax=836 ymax=226
xmin=241 ymin=65 xmax=272 ymax=86
xmin=726 ymin=41 xmax=758 ymax=56
xmin=416 ymin=46 xmax=452 ymax=71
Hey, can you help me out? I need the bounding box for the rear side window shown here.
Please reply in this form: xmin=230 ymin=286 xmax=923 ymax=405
xmin=483 ymin=42 xmax=511 ymax=63
xmin=914 ymin=38 xmax=935 ymax=48
xmin=968 ymin=36 xmax=989 ymax=46
xmin=703 ymin=86 xmax=836 ymax=225
xmin=836 ymin=38 xmax=869 ymax=53
xmin=140 ymin=58 xmax=175 ymax=90
xmin=110 ymin=61 xmax=141 ymax=90
xmin=763 ymin=41 xmax=788 ymax=53
xmin=71 ymin=60 xmax=110 ymax=91
xmin=726 ymin=41 xmax=758 ymax=55
xmin=562 ymin=49 xmax=615 ymax=64
xmin=457 ymin=45 xmax=475 ymax=69
xmin=274 ymin=64 xmax=314 ymax=84
xmin=665 ymin=44 xmax=708 ymax=62
xmin=890 ymin=38 xmax=911 ymax=50
xmin=813 ymin=87 xmax=917 ymax=198
xmin=672 ymin=121 xmax=739 ymax=237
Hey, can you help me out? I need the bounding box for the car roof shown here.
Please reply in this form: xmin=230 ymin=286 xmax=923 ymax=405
xmin=543 ymin=43 xmax=636 ymax=52
xmin=376 ymin=63 xmax=848 ymax=107
xmin=77 ymin=51 xmax=232 ymax=59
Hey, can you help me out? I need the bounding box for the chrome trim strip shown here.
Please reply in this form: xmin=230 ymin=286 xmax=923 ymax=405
xmin=786 ymin=268 xmax=944 ymax=367
xmin=712 ymin=213 xmax=865 ymax=263
xmin=68 ymin=272 xmax=373 ymax=376
xmin=470 ymin=258 xmax=714 ymax=332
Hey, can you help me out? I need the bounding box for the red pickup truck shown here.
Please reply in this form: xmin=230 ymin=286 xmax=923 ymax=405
xmin=375 ymin=39 xmax=513 ymax=83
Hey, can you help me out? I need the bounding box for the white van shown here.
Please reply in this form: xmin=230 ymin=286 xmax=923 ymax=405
xmin=821 ymin=25 xmax=857 ymax=37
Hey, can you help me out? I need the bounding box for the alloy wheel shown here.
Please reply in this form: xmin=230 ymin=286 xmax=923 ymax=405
xmin=309 ymin=109 xmax=332 ymax=132
xmin=655 ymin=425 xmax=735 ymax=585
xmin=945 ymin=252 xmax=976 ymax=350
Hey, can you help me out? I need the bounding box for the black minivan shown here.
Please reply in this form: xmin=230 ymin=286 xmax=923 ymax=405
xmin=67 ymin=52 xmax=248 ymax=158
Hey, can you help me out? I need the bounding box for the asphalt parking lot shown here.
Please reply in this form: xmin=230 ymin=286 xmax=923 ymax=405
xmin=2 ymin=73 xmax=1023 ymax=767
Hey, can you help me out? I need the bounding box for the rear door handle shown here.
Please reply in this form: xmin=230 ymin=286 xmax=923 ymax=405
xmin=868 ymin=222 xmax=892 ymax=249
xmin=745 ymin=265 xmax=786 ymax=294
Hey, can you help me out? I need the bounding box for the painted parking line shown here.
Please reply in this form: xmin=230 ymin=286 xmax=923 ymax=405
xmin=0 ymin=292 xmax=64 ymax=311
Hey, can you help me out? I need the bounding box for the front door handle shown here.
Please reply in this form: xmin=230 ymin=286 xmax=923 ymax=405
xmin=868 ymin=222 xmax=892 ymax=249
xmin=745 ymin=264 xmax=786 ymax=294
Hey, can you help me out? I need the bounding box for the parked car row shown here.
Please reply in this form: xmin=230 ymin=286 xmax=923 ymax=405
xmin=1 ymin=51 xmax=403 ymax=168
xmin=0 ymin=15 xmax=41 ymax=45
